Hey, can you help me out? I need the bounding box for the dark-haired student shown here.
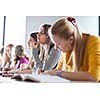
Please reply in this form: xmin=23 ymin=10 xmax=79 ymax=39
xmin=15 ymin=32 xmax=39 ymax=74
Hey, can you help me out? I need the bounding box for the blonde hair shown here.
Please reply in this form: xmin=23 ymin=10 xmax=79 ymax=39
xmin=3 ymin=44 xmax=13 ymax=58
xmin=51 ymin=17 xmax=89 ymax=71
xmin=1 ymin=44 xmax=14 ymax=68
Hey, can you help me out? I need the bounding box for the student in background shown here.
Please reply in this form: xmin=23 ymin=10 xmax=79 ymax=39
xmin=20 ymin=32 xmax=40 ymax=74
xmin=28 ymin=32 xmax=40 ymax=56
xmin=0 ymin=47 xmax=4 ymax=57
xmin=28 ymin=32 xmax=39 ymax=49
xmin=11 ymin=45 xmax=31 ymax=73
xmin=14 ymin=32 xmax=40 ymax=74
xmin=44 ymin=17 xmax=100 ymax=82
xmin=31 ymin=24 xmax=61 ymax=74
xmin=0 ymin=47 xmax=4 ymax=68
xmin=1 ymin=44 xmax=14 ymax=71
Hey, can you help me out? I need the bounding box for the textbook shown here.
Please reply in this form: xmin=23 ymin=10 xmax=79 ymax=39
xmin=11 ymin=74 xmax=71 ymax=83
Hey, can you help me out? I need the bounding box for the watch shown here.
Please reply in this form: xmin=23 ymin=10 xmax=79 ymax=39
xmin=56 ymin=70 xmax=62 ymax=77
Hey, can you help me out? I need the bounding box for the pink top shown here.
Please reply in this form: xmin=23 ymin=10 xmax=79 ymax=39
xmin=16 ymin=57 xmax=29 ymax=69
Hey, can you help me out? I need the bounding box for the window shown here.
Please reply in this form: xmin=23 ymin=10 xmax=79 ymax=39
xmin=5 ymin=16 xmax=26 ymax=47
xmin=0 ymin=16 xmax=4 ymax=48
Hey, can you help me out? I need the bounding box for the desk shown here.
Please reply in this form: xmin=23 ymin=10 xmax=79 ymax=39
xmin=0 ymin=76 xmax=19 ymax=83
xmin=0 ymin=76 xmax=97 ymax=83
xmin=71 ymin=81 xmax=97 ymax=83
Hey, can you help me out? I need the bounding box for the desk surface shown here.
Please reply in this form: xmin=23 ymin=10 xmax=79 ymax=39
xmin=0 ymin=76 xmax=19 ymax=83
xmin=0 ymin=76 xmax=97 ymax=83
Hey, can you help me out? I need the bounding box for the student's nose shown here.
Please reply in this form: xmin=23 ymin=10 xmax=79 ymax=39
xmin=27 ymin=40 xmax=30 ymax=44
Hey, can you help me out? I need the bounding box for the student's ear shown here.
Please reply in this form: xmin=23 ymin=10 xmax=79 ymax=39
xmin=69 ymin=36 xmax=74 ymax=45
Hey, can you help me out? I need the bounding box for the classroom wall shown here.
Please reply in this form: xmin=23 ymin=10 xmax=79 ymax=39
xmin=75 ymin=16 xmax=98 ymax=35
xmin=25 ymin=16 xmax=99 ymax=55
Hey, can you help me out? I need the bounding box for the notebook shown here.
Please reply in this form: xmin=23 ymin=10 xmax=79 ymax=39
xmin=11 ymin=73 xmax=71 ymax=83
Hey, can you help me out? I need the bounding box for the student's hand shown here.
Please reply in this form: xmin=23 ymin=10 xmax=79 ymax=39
xmin=30 ymin=42 xmax=38 ymax=48
xmin=36 ymin=68 xmax=44 ymax=74
xmin=44 ymin=70 xmax=57 ymax=76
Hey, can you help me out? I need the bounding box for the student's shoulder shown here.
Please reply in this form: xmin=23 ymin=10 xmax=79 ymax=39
xmin=83 ymin=33 xmax=100 ymax=42
xmin=89 ymin=35 xmax=100 ymax=41
xmin=87 ymin=35 xmax=100 ymax=50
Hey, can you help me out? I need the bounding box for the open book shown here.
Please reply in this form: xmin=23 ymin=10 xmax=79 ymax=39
xmin=11 ymin=73 xmax=71 ymax=83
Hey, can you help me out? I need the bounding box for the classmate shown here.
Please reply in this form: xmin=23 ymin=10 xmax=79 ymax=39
xmin=11 ymin=45 xmax=31 ymax=72
xmin=28 ymin=32 xmax=39 ymax=50
xmin=44 ymin=17 xmax=100 ymax=82
xmin=24 ymin=32 xmax=40 ymax=74
xmin=0 ymin=47 xmax=4 ymax=57
xmin=31 ymin=24 xmax=61 ymax=74
xmin=1 ymin=44 xmax=14 ymax=71
xmin=14 ymin=32 xmax=39 ymax=74
xmin=0 ymin=47 xmax=4 ymax=68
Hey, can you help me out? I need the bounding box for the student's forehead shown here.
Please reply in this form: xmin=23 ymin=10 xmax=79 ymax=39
xmin=6 ymin=47 xmax=11 ymax=51
xmin=38 ymin=32 xmax=45 ymax=35
xmin=6 ymin=46 xmax=11 ymax=49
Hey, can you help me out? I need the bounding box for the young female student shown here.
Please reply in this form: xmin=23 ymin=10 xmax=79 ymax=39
xmin=10 ymin=33 xmax=39 ymax=74
xmin=11 ymin=45 xmax=31 ymax=72
xmin=44 ymin=17 xmax=100 ymax=82
xmin=28 ymin=32 xmax=39 ymax=50
xmin=0 ymin=47 xmax=4 ymax=68
xmin=31 ymin=24 xmax=61 ymax=74
xmin=1 ymin=44 xmax=14 ymax=71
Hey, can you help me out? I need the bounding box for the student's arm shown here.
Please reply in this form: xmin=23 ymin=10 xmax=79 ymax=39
xmin=61 ymin=71 xmax=96 ymax=81
xmin=18 ymin=69 xmax=32 ymax=74
xmin=45 ymin=70 xmax=96 ymax=81
xmin=32 ymin=48 xmax=43 ymax=69
xmin=32 ymin=47 xmax=60 ymax=74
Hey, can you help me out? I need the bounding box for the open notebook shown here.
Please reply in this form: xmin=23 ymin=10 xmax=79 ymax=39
xmin=11 ymin=73 xmax=71 ymax=83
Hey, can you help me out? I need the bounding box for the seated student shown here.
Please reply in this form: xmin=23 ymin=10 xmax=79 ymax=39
xmin=19 ymin=32 xmax=40 ymax=74
xmin=31 ymin=24 xmax=61 ymax=74
xmin=44 ymin=17 xmax=100 ymax=82
xmin=13 ymin=32 xmax=40 ymax=74
xmin=28 ymin=32 xmax=40 ymax=55
xmin=11 ymin=45 xmax=31 ymax=73
xmin=0 ymin=47 xmax=4 ymax=69
xmin=0 ymin=47 xmax=4 ymax=57
xmin=1 ymin=44 xmax=14 ymax=71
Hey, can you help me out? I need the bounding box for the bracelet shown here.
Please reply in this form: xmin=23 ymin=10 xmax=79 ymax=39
xmin=56 ymin=70 xmax=62 ymax=77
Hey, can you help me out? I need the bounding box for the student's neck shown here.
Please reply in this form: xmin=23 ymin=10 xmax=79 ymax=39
xmin=45 ymin=39 xmax=50 ymax=45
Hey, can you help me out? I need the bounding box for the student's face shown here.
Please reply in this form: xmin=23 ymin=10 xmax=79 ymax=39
xmin=28 ymin=36 xmax=37 ymax=48
xmin=6 ymin=47 xmax=12 ymax=57
xmin=52 ymin=35 xmax=74 ymax=52
xmin=38 ymin=32 xmax=48 ymax=44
